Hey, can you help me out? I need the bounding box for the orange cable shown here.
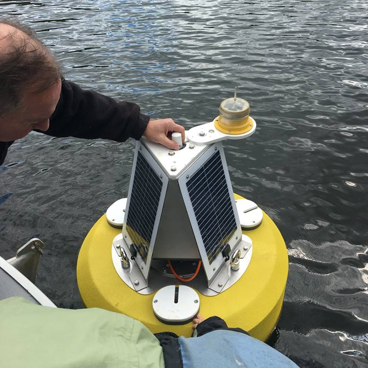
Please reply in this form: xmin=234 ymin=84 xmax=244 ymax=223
xmin=168 ymin=260 xmax=202 ymax=282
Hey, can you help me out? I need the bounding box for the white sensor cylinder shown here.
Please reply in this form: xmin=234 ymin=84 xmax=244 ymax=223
xmin=172 ymin=132 xmax=183 ymax=148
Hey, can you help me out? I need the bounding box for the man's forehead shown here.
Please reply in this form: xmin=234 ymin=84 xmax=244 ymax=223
xmin=22 ymin=78 xmax=62 ymax=112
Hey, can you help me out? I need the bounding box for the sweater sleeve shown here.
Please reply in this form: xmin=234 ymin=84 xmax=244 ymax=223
xmin=0 ymin=141 xmax=13 ymax=166
xmin=195 ymin=316 xmax=249 ymax=337
xmin=42 ymin=79 xmax=150 ymax=142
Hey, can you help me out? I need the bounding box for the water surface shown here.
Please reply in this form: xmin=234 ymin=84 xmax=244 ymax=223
xmin=1 ymin=1 xmax=367 ymax=367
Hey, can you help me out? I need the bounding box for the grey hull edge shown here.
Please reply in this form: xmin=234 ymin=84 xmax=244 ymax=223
xmin=0 ymin=256 xmax=56 ymax=307
xmin=7 ymin=238 xmax=45 ymax=283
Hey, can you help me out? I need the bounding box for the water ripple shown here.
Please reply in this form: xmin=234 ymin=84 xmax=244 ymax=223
xmin=1 ymin=1 xmax=368 ymax=367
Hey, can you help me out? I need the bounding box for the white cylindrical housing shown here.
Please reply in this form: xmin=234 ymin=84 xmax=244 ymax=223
xmin=172 ymin=132 xmax=183 ymax=148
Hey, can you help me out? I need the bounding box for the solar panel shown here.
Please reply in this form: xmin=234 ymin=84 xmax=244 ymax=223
xmin=126 ymin=151 xmax=163 ymax=263
xmin=178 ymin=143 xmax=242 ymax=285
xmin=186 ymin=150 xmax=237 ymax=265
xmin=122 ymin=143 xmax=168 ymax=282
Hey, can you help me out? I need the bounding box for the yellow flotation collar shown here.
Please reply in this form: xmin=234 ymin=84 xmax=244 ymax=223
xmin=77 ymin=194 xmax=288 ymax=341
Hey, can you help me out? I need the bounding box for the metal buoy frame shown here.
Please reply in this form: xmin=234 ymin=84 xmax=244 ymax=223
xmin=77 ymin=194 xmax=288 ymax=341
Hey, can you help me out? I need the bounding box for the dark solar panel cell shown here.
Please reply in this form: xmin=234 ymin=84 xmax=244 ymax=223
xmin=186 ymin=150 xmax=237 ymax=264
xmin=126 ymin=152 xmax=163 ymax=263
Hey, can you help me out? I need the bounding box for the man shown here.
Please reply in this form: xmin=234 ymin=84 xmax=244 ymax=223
xmin=0 ymin=18 xmax=185 ymax=166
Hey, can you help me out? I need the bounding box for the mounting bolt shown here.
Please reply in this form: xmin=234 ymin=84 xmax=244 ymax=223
xmin=218 ymin=283 xmax=223 ymax=288
xmin=189 ymin=144 xmax=195 ymax=149
xmin=199 ymin=131 xmax=206 ymax=137
xmin=231 ymin=259 xmax=240 ymax=272
xmin=194 ymin=299 xmax=199 ymax=303
xmin=134 ymin=280 xmax=139 ymax=286
xmin=171 ymin=165 xmax=177 ymax=172
xmin=168 ymin=151 xmax=175 ymax=156
xmin=243 ymin=246 xmax=248 ymax=251
xmin=120 ymin=248 xmax=130 ymax=269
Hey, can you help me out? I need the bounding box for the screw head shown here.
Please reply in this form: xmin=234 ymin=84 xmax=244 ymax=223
xmin=194 ymin=299 xmax=199 ymax=304
xmin=154 ymin=299 xmax=158 ymax=303
xmin=134 ymin=280 xmax=139 ymax=286
xmin=218 ymin=282 xmax=223 ymax=287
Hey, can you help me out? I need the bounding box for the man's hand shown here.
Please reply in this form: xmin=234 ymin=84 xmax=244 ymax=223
xmin=143 ymin=119 xmax=185 ymax=150
xmin=192 ymin=314 xmax=205 ymax=330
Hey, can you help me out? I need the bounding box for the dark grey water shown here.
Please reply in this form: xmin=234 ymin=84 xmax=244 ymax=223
xmin=1 ymin=0 xmax=367 ymax=367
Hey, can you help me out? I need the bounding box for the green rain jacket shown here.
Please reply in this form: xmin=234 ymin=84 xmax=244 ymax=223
xmin=0 ymin=297 xmax=164 ymax=368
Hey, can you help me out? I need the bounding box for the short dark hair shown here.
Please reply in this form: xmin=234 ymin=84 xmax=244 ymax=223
xmin=0 ymin=18 xmax=62 ymax=116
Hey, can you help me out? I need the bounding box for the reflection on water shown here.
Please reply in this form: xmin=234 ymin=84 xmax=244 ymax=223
xmin=1 ymin=0 xmax=367 ymax=367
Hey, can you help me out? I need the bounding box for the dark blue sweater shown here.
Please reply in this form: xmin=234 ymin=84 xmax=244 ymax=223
xmin=0 ymin=79 xmax=150 ymax=166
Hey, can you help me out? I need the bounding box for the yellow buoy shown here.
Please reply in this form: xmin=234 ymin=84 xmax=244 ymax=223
xmin=77 ymin=194 xmax=288 ymax=341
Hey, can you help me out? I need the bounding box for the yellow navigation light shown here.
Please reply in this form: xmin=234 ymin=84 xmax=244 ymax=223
xmin=215 ymin=90 xmax=253 ymax=135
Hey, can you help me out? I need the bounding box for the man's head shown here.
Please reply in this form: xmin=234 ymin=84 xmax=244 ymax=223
xmin=0 ymin=18 xmax=62 ymax=142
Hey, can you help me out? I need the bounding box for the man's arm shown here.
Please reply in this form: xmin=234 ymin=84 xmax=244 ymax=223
xmin=194 ymin=316 xmax=249 ymax=337
xmin=45 ymin=79 xmax=150 ymax=142
xmin=44 ymin=79 xmax=184 ymax=149
xmin=0 ymin=141 xmax=13 ymax=166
